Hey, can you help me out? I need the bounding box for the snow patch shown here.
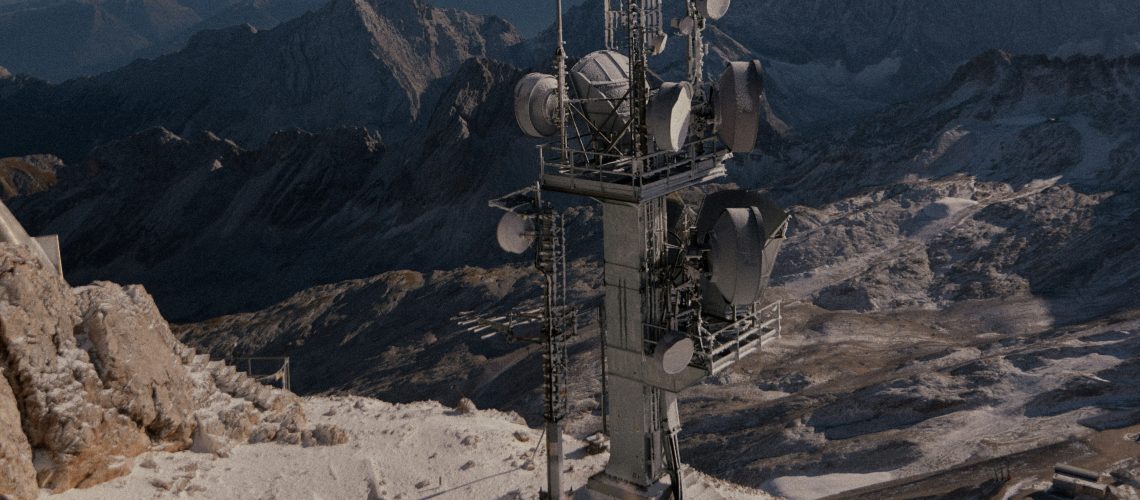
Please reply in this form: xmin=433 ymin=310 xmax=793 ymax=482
xmin=763 ymin=471 xmax=896 ymax=499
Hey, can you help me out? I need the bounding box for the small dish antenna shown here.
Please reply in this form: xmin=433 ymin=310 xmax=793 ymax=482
xmin=514 ymin=73 xmax=560 ymax=138
xmin=697 ymin=0 xmax=731 ymax=20
xmin=654 ymin=333 xmax=696 ymax=375
xmin=713 ymin=60 xmax=765 ymax=152
xmin=496 ymin=212 xmax=536 ymax=254
xmin=647 ymin=82 xmax=694 ymax=152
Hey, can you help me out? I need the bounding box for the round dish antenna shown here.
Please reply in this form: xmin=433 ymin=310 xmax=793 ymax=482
xmin=514 ymin=73 xmax=560 ymax=138
xmin=654 ymin=332 xmax=695 ymax=375
xmin=570 ymin=50 xmax=631 ymax=134
xmin=697 ymin=0 xmax=731 ymax=20
xmin=647 ymin=82 xmax=693 ymax=152
xmin=713 ymin=60 xmax=764 ymax=153
xmin=497 ymin=212 xmax=536 ymax=254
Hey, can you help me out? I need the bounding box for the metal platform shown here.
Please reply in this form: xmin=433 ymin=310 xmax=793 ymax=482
xmin=538 ymin=137 xmax=729 ymax=203
xmin=695 ymin=301 xmax=782 ymax=375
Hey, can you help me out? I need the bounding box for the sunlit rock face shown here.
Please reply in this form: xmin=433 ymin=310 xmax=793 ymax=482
xmin=0 ymin=242 xmax=342 ymax=498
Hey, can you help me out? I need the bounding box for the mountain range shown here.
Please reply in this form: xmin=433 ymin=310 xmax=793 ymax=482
xmin=522 ymin=0 xmax=1140 ymax=127
xmin=0 ymin=0 xmax=326 ymax=81
xmin=1 ymin=0 xmax=1137 ymax=323
xmin=0 ymin=0 xmax=522 ymax=161
xmin=6 ymin=53 xmax=545 ymax=320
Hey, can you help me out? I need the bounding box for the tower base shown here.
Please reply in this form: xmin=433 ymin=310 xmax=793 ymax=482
xmin=582 ymin=472 xmax=671 ymax=500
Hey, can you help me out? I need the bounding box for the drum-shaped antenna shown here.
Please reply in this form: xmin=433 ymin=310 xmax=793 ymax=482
xmin=647 ymin=82 xmax=693 ymax=152
xmin=713 ymin=60 xmax=764 ymax=153
xmin=496 ymin=212 xmax=536 ymax=254
xmin=570 ymin=50 xmax=631 ymax=135
xmin=703 ymin=192 xmax=788 ymax=306
xmin=697 ymin=0 xmax=731 ymax=20
xmin=707 ymin=207 xmax=765 ymax=305
xmin=514 ymin=73 xmax=560 ymax=138
xmin=654 ymin=332 xmax=695 ymax=375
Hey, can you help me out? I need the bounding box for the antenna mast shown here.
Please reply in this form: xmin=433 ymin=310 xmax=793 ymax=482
xmin=486 ymin=0 xmax=789 ymax=498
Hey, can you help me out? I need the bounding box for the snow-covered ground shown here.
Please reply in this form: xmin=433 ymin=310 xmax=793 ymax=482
xmin=48 ymin=396 xmax=767 ymax=500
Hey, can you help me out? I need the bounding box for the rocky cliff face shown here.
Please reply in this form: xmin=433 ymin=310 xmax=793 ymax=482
xmin=0 ymin=0 xmax=522 ymax=160
xmin=0 ymin=242 xmax=345 ymax=499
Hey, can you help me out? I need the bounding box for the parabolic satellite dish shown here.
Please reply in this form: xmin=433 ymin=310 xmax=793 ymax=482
xmin=713 ymin=60 xmax=764 ymax=153
xmin=647 ymin=82 xmax=693 ymax=152
xmin=697 ymin=0 xmax=731 ymax=20
xmin=570 ymin=50 xmax=632 ymax=135
xmin=514 ymin=73 xmax=560 ymax=138
xmin=496 ymin=212 xmax=535 ymax=254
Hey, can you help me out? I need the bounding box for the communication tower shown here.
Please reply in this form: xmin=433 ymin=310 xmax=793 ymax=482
xmin=476 ymin=1 xmax=790 ymax=498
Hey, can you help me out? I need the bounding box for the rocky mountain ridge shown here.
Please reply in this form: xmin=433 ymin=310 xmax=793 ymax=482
xmin=6 ymin=54 xmax=554 ymax=320
xmin=0 ymin=0 xmax=522 ymax=160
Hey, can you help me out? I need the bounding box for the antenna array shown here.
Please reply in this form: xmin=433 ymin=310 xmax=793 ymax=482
xmin=477 ymin=1 xmax=791 ymax=498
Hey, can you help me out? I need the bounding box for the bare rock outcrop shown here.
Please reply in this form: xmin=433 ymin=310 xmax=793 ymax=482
xmin=74 ymin=283 xmax=199 ymax=447
xmin=0 ymin=244 xmax=150 ymax=493
xmin=0 ymin=372 xmax=35 ymax=500
xmin=0 ymin=155 xmax=63 ymax=200
xmin=0 ymin=243 xmax=344 ymax=498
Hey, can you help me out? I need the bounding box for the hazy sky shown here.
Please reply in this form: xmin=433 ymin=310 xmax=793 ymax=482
xmin=430 ymin=0 xmax=587 ymax=37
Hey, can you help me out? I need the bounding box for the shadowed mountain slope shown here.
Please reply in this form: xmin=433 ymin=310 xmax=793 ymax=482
xmin=8 ymin=56 xmax=547 ymax=321
xmin=0 ymin=0 xmax=522 ymax=160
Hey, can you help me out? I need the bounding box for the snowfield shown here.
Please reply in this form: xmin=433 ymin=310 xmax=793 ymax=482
xmin=48 ymin=396 xmax=768 ymax=500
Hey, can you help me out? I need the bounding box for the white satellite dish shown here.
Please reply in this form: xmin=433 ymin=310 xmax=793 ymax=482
xmin=570 ymin=50 xmax=631 ymax=135
xmin=647 ymin=82 xmax=693 ymax=152
xmin=496 ymin=212 xmax=535 ymax=254
xmin=713 ymin=60 xmax=764 ymax=153
xmin=697 ymin=0 xmax=731 ymax=20
xmin=654 ymin=332 xmax=695 ymax=375
xmin=514 ymin=73 xmax=560 ymax=138
xmin=675 ymin=16 xmax=696 ymax=36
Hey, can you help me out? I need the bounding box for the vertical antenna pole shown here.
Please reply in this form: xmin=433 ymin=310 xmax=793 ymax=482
xmin=555 ymin=0 xmax=569 ymax=162
xmin=686 ymin=1 xmax=705 ymax=87
xmin=603 ymin=0 xmax=613 ymax=49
